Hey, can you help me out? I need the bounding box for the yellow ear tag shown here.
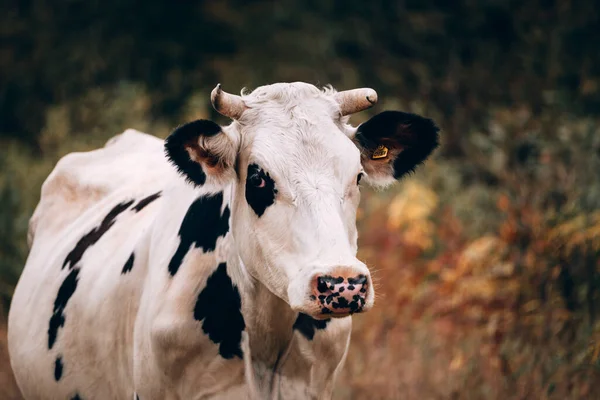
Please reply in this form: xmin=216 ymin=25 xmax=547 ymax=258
xmin=371 ymin=144 xmax=389 ymax=160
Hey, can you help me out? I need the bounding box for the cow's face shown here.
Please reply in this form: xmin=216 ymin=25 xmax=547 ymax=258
xmin=166 ymin=82 xmax=439 ymax=319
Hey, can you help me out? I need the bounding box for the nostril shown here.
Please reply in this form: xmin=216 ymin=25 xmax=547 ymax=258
xmin=316 ymin=277 xmax=329 ymax=293
xmin=346 ymin=274 xmax=366 ymax=291
xmin=348 ymin=275 xmax=367 ymax=285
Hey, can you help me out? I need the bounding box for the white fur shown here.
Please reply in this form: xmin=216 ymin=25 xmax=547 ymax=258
xmin=8 ymin=83 xmax=394 ymax=399
xmin=227 ymin=83 xmax=373 ymax=312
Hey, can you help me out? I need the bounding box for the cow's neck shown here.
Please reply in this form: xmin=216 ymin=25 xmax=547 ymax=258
xmin=227 ymin=255 xmax=298 ymax=367
xmin=221 ymin=184 xmax=297 ymax=369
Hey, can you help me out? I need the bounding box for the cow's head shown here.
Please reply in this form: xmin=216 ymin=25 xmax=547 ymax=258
xmin=166 ymin=82 xmax=438 ymax=319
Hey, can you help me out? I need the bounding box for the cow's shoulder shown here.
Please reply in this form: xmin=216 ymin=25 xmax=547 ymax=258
xmin=28 ymin=129 xmax=171 ymax=245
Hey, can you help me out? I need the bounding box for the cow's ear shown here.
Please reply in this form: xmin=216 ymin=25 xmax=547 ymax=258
xmin=354 ymin=111 xmax=439 ymax=187
xmin=165 ymin=119 xmax=239 ymax=187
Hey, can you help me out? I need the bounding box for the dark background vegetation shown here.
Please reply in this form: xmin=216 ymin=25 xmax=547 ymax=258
xmin=1 ymin=0 xmax=599 ymax=398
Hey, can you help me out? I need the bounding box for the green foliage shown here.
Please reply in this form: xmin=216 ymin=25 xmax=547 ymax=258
xmin=0 ymin=177 xmax=26 ymax=309
xmin=2 ymin=1 xmax=600 ymax=149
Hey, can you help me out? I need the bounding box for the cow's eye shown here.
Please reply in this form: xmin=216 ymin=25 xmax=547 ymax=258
xmin=248 ymin=173 xmax=266 ymax=188
xmin=246 ymin=163 xmax=277 ymax=217
xmin=357 ymin=173 xmax=364 ymax=185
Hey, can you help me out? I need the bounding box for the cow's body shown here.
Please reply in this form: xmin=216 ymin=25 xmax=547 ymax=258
xmin=9 ymin=82 xmax=439 ymax=399
xmin=9 ymin=129 xmax=350 ymax=399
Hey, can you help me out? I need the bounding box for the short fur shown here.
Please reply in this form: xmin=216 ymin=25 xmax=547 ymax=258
xmin=193 ymin=263 xmax=245 ymax=359
xmin=8 ymin=83 xmax=438 ymax=400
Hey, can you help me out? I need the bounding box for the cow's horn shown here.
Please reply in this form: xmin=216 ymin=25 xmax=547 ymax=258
xmin=335 ymin=88 xmax=378 ymax=116
xmin=211 ymin=84 xmax=246 ymax=120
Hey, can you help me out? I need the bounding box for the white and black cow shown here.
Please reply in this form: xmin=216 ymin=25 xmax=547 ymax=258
xmin=8 ymin=82 xmax=439 ymax=399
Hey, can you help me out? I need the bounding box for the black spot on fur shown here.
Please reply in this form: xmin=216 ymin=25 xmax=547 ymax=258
xmin=293 ymin=313 xmax=330 ymax=340
xmin=48 ymin=268 xmax=79 ymax=349
xmin=245 ymin=164 xmax=277 ymax=217
xmin=121 ymin=253 xmax=135 ymax=274
xmin=165 ymin=120 xmax=222 ymax=187
xmin=54 ymin=356 xmax=63 ymax=381
xmin=132 ymin=191 xmax=162 ymax=212
xmin=49 ymin=201 xmax=132 ymax=349
xmin=356 ymin=111 xmax=439 ymax=179
xmin=168 ymin=192 xmax=230 ymax=276
xmin=194 ymin=263 xmax=245 ymax=359
xmin=63 ymin=200 xmax=134 ymax=270
xmin=71 ymin=394 xmax=82 ymax=400
xmin=136 ymin=395 xmax=140 ymax=400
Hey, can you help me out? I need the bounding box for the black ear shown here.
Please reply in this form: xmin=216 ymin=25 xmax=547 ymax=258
xmin=164 ymin=119 xmax=224 ymax=187
xmin=354 ymin=111 xmax=439 ymax=185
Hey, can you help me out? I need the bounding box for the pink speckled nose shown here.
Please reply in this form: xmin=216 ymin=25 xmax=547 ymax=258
xmin=312 ymin=272 xmax=368 ymax=315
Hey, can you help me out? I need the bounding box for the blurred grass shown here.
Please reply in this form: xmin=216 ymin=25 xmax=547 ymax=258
xmin=1 ymin=0 xmax=600 ymax=399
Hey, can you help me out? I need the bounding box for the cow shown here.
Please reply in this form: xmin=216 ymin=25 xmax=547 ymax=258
xmin=8 ymin=82 xmax=439 ymax=399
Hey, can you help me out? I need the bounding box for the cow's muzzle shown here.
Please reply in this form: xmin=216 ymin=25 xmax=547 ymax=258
xmin=311 ymin=267 xmax=370 ymax=317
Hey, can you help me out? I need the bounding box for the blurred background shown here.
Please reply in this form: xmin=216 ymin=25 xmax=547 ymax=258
xmin=1 ymin=0 xmax=599 ymax=398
